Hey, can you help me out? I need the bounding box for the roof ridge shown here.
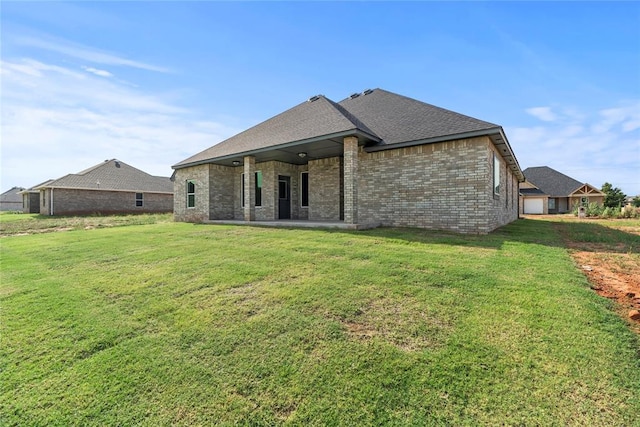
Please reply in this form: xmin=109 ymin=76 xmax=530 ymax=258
xmin=364 ymin=88 xmax=499 ymax=128
xmin=323 ymin=97 xmax=379 ymax=138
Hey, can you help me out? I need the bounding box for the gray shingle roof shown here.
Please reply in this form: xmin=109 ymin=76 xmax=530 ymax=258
xmin=37 ymin=160 xmax=172 ymax=193
xmin=523 ymin=166 xmax=587 ymax=197
xmin=173 ymin=88 xmax=503 ymax=168
xmin=519 ymin=188 xmax=547 ymax=196
xmin=0 ymin=187 xmax=25 ymax=203
xmin=338 ymin=89 xmax=498 ymax=146
xmin=174 ymin=95 xmax=378 ymax=167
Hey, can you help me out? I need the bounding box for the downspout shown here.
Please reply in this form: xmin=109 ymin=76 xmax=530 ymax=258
xmin=50 ymin=188 xmax=54 ymax=216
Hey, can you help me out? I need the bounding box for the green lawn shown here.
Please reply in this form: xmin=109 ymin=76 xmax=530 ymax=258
xmin=1 ymin=218 xmax=639 ymax=426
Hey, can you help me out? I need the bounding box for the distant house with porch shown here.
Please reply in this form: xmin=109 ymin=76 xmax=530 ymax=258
xmin=0 ymin=187 xmax=25 ymax=211
xmin=172 ymin=88 xmax=525 ymax=234
xmin=519 ymin=166 xmax=604 ymax=214
xmin=34 ymin=159 xmax=173 ymax=216
xmin=19 ymin=180 xmax=53 ymax=213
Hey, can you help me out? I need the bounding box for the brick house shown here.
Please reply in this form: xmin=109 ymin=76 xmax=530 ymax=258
xmin=519 ymin=166 xmax=605 ymax=214
xmin=0 ymin=186 xmax=25 ymax=211
xmin=34 ymin=159 xmax=173 ymax=216
xmin=172 ymin=89 xmax=524 ymax=234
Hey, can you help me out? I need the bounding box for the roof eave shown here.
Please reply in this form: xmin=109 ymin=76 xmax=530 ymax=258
xmin=172 ymin=128 xmax=381 ymax=170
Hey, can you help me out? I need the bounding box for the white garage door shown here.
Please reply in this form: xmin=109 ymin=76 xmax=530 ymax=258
xmin=524 ymin=198 xmax=544 ymax=214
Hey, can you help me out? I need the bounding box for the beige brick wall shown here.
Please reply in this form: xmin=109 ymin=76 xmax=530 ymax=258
xmin=174 ymin=165 xmax=210 ymax=222
xmin=173 ymin=136 xmax=520 ymax=233
xmin=308 ymin=156 xmax=342 ymax=221
xmin=357 ymin=136 xmax=518 ymax=233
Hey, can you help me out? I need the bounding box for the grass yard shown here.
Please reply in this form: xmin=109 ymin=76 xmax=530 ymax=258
xmin=1 ymin=216 xmax=639 ymax=425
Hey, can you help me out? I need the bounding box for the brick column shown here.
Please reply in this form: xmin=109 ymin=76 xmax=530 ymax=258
xmin=243 ymin=156 xmax=255 ymax=221
xmin=343 ymin=136 xmax=358 ymax=224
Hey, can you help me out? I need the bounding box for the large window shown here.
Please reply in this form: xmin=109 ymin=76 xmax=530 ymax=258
xmin=548 ymin=198 xmax=556 ymax=210
xmin=135 ymin=193 xmax=144 ymax=207
xmin=241 ymin=171 xmax=262 ymax=207
xmin=300 ymin=171 xmax=309 ymax=207
xmin=186 ymin=180 xmax=195 ymax=208
xmin=493 ymin=153 xmax=500 ymax=196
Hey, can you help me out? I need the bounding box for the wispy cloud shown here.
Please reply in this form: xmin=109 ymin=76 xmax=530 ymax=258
xmin=1 ymin=57 xmax=239 ymax=189
xmin=14 ymin=35 xmax=170 ymax=73
xmin=525 ymin=106 xmax=557 ymax=122
xmin=82 ymin=66 xmax=113 ymax=78
xmin=508 ymin=102 xmax=640 ymax=194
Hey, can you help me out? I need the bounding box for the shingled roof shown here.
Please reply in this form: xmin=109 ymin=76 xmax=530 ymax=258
xmin=35 ymin=160 xmax=173 ymax=193
xmin=173 ymin=88 xmax=522 ymax=180
xmin=523 ymin=166 xmax=591 ymax=197
xmin=337 ymin=89 xmax=498 ymax=147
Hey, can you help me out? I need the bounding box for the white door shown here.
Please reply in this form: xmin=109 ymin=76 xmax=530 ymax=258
xmin=524 ymin=198 xmax=544 ymax=214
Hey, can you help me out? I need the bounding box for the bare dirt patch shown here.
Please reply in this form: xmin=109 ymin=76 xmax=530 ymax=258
xmin=549 ymin=218 xmax=640 ymax=330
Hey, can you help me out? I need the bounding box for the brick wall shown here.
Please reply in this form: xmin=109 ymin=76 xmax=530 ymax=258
xmin=231 ymin=161 xmax=308 ymax=221
xmin=40 ymin=188 xmax=172 ymax=216
xmin=308 ymin=156 xmax=342 ymax=221
xmin=357 ymin=136 xmax=518 ymax=234
xmin=174 ymin=165 xmax=210 ymax=222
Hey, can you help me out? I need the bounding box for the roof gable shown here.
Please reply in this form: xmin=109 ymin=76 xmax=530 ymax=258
xmin=523 ymin=166 xmax=594 ymax=197
xmin=338 ymin=89 xmax=499 ymax=146
xmin=38 ymin=160 xmax=172 ymax=193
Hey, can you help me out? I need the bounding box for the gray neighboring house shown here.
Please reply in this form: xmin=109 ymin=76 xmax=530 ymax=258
xmin=519 ymin=166 xmax=605 ymax=214
xmin=0 ymin=186 xmax=25 ymax=211
xmin=172 ymin=88 xmax=525 ymax=234
xmin=34 ymin=159 xmax=174 ymax=216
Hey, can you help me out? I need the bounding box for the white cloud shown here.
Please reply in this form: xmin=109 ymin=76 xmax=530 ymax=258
xmin=14 ymin=34 xmax=170 ymax=73
xmin=82 ymin=66 xmax=113 ymax=78
xmin=525 ymin=106 xmax=557 ymax=122
xmin=1 ymin=57 xmax=240 ymax=190
xmin=508 ymin=102 xmax=640 ymax=196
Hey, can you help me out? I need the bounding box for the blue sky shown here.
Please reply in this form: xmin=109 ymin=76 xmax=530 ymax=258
xmin=2 ymin=1 xmax=639 ymax=195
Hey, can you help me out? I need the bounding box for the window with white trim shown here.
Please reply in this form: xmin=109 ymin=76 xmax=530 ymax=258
xmin=187 ymin=180 xmax=196 ymax=208
xmin=135 ymin=193 xmax=143 ymax=207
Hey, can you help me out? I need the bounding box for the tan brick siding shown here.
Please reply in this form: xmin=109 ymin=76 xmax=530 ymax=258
xmin=174 ymin=165 xmax=210 ymax=222
xmin=173 ymin=136 xmax=520 ymax=233
xmin=309 ymin=157 xmax=342 ymax=221
xmin=357 ymin=136 xmax=518 ymax=234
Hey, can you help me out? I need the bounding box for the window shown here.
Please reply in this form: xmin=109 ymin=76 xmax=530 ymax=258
xmin=548 ymin=198 xmax=556 ymax=210
xmin=187 ymin=180 xmax=195 ymax=208
xmin=506 ymin=176 xmax=509 ymax=208
xmin=279 ymin=180 xmax=288 ymax=200
xmin=241 ymin=172 xmax=262 ymax=207
xmin=493 ymin=153 xmax=500 ymax=196
xmin=135 ymin=193 xmax=144 ymax=207
xmin=300 ymin=172 xmax=309 ymax=207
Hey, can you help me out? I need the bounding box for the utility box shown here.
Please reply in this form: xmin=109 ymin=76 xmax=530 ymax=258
xmin=578 ymin=206 xmax=586 ymax=218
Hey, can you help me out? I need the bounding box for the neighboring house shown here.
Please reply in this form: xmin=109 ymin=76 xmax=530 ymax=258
xmin=172 ymin=88 xmax=525 ymax=234
xmin=519 ymin=166 xmax=604 ymax=214
xmin=19 ymin=180 xmax=53 ymax=213
xmin=0 ymin=186 xmax=25 ymax=211
xmin=34 ymin=159 xmax=174 ymax=216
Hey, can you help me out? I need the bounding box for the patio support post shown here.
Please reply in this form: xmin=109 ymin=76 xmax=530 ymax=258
xmin=243 ymin=155 xmax=256 ymax=221
xmin=343 ymin=136 xmax=358 ymax=224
